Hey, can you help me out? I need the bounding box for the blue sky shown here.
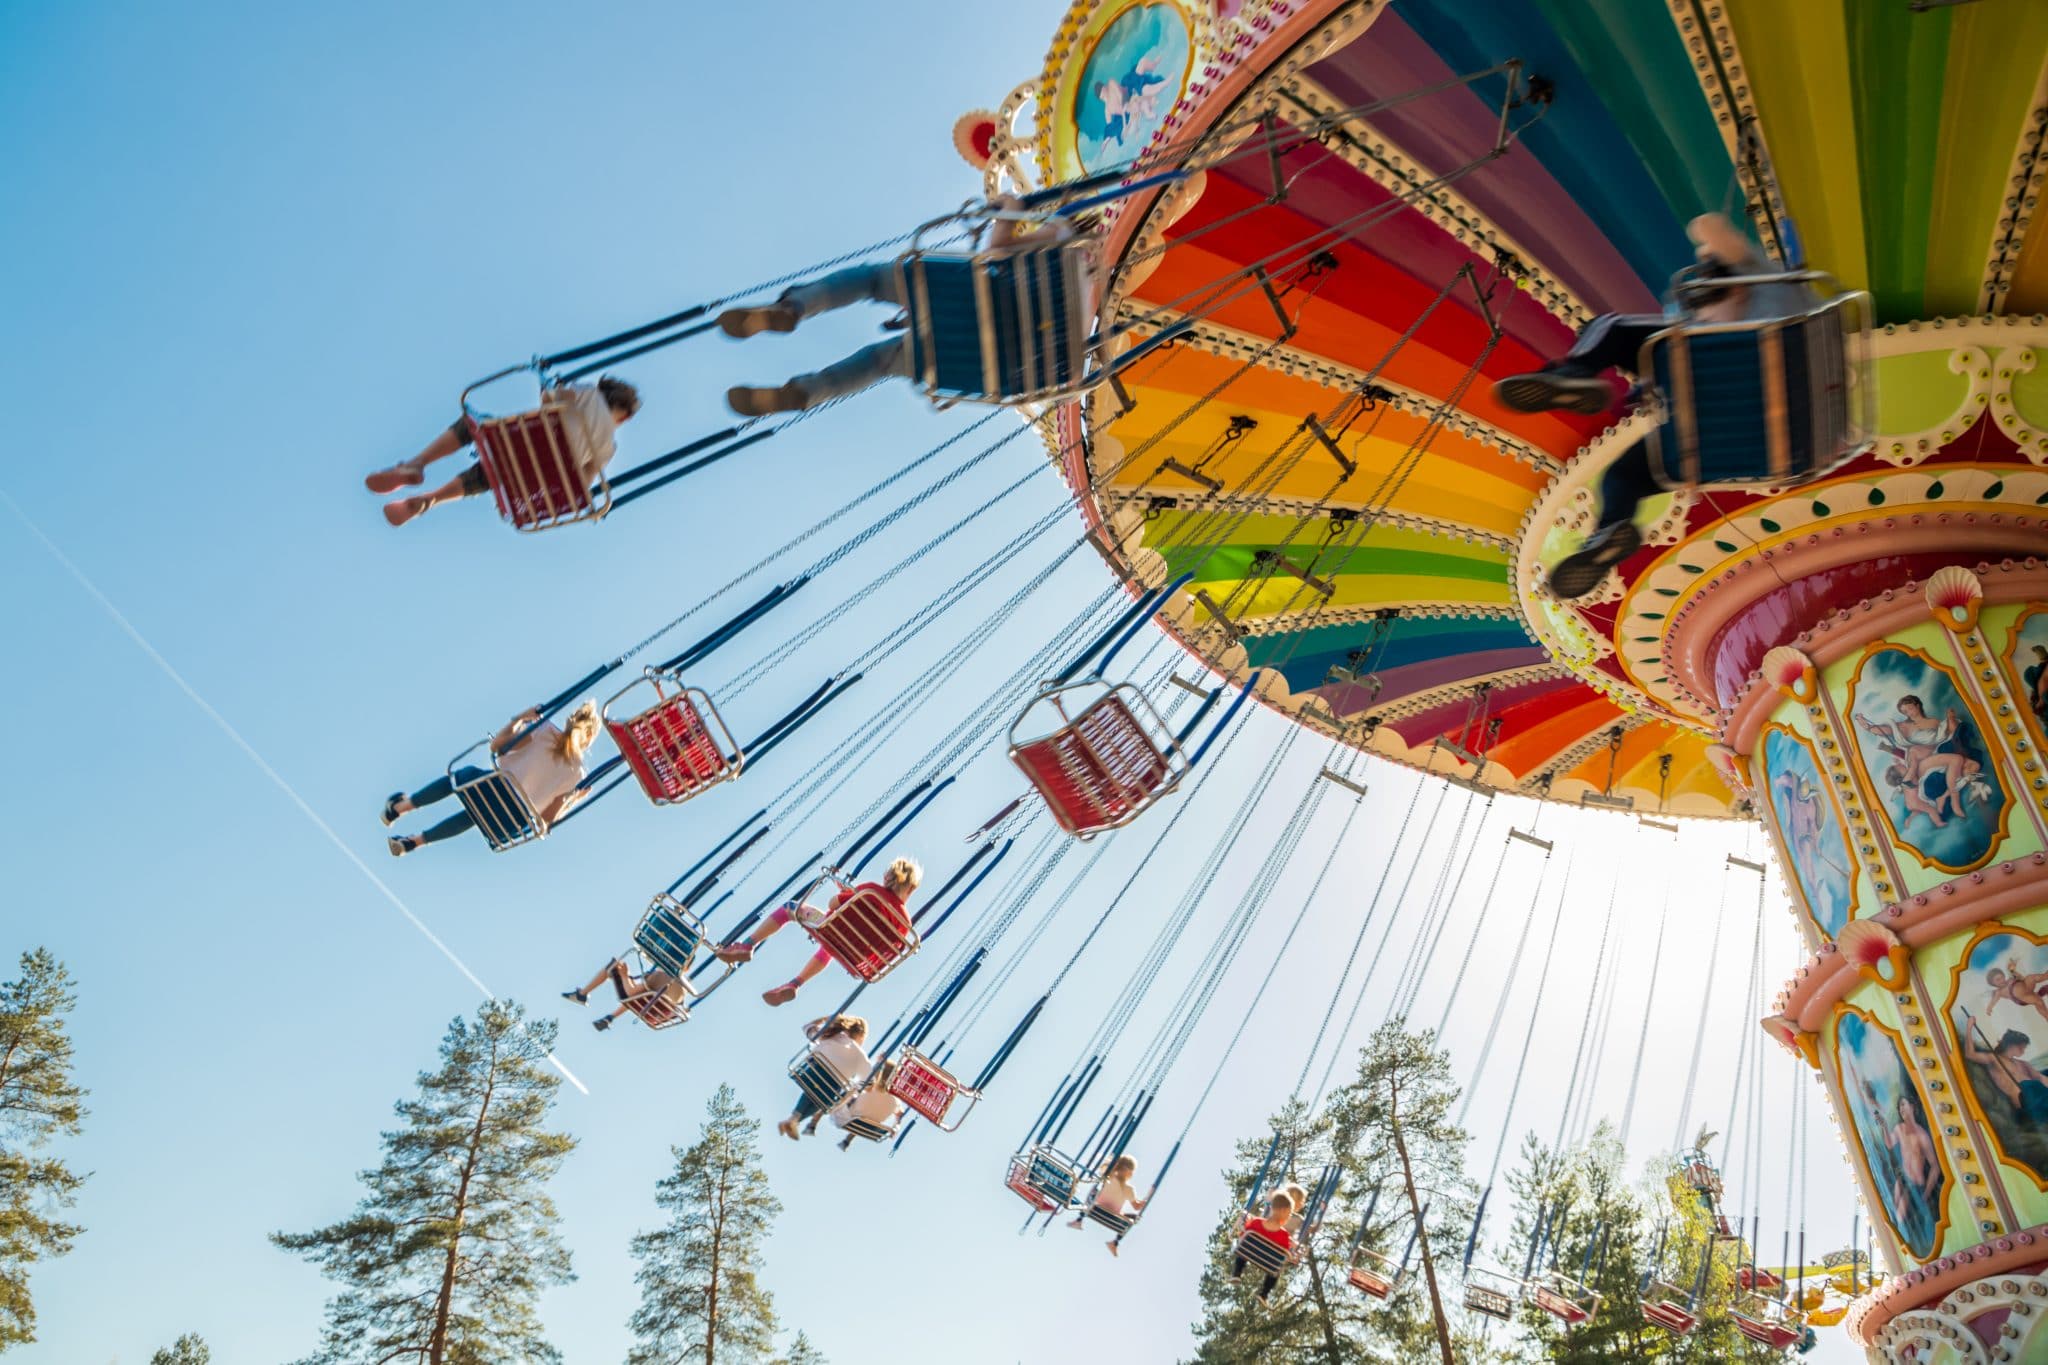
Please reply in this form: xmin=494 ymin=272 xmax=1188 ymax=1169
xmin=0 ymin=3 xmax=1858 ymax=1362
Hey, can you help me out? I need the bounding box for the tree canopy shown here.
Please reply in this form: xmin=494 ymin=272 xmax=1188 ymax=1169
xmin=0 ymin=948 xmax=87 ymax=1353
xmin=274 ymin=1000 xmax=575 ymax=1365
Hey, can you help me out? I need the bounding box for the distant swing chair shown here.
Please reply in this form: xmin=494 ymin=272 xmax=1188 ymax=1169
xmin=1525 ymin=1268 xmax=1603 ymax=1329
xmin=1006 ymin=1143 xmax=1084 ymax=1212
xmin=1731 ymin=1290 xmax=1809 ymax=1351
xmin=1009 ymin=572 xmax=1253 ymax=838
xmin=1639 ymin=268 xmax=1874 ymax=493
xmin=1462 ymin=1265 xmax=1523 ymax=1322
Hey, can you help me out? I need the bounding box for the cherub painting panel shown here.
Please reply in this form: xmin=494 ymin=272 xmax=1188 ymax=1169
xmin=1947 ymin=925 xmax=2048 ymax=1187
xmin=1845 ymin=644 xmax=2009 ymax=873
xmin=1833 ymin=1007 xmax=1950 ymax=1261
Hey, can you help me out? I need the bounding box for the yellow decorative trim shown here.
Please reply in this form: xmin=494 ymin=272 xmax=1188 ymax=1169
xmin=1983 ymin=53 xmax=2048 ymax=314
xmin=1662 ymin=0 xmax=1793 ymax=265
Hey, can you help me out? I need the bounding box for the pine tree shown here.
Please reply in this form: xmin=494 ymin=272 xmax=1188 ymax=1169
xmin=273 ymin=1000 xmax=575 ymax=1365
xmin=627 ymin=1084 xmax=782 ymax=1365
xmin=149 ymin=1331 xmax=211 ymax=1365
xmin=0 ymin=948 xmax=87 ymax=1351
xmin=1187 ymin=1023 xmax=1502 ymax=1364
xmin=772 ymin=1330 xmax=826 ymax=1365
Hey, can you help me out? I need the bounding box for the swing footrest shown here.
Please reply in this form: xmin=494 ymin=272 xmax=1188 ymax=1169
xmin=472 ymin=401 xmax=609 ymax=532
xmin=603 ymin=675 xmax=743 ymax=806
xmin=1084 ymin=1205 xmax=1135 ymax=1235
xmin=1009 ymin=683 xmax=1186 ymax=837
xmin=841 ymin=1116 xmax=895 ymax=1142
xmin=622 ymin=994 xmax=686 ymax=1030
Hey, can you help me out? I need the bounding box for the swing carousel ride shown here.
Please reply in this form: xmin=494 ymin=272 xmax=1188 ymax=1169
xmin=971 ymin=2 xmax=2048 ymax=1357
xmin=401 ymin=0 xmax=2048 ymax=1359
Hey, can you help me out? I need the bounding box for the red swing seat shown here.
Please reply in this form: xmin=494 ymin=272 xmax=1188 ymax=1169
xmin=1527 ymin=1274 xmax=1600 ymax=1328
xmin=469 ymin=398 xmax=609 ymax=532
xmin=1347 ymin=1247 xmax=1398 ymax=1299
xmin=886 ymin=1047 xmax=980 ymax=1131
xmin=1008 ymin=681 xmax=1187 ymax=838
xmin=1732 ymin=1292 xmax=1806 ymax=1350
xmin=1736 ymin=1266 xmax=1783 ymax=1291
xmin=797 ymin=873 xmax=919 ymax=983
xmin=1641 ymin=1283 xmax=1699 ymax=1334
xmin=602 ymin=673 xmax=742 ymax=806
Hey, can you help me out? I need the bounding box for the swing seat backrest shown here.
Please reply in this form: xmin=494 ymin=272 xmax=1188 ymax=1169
xmin=633 ymin=895 xmax=708 ymax=979
xmin=804 ymin=881 xmax=918 ymax=983
xmin=887 ymin=1047 xmax=977 ymax=1130
xmin=1009 ymin=682 xmax=1185 ymax=838
xmin=604 ymin=675 xmax=742 ymax=806
xmin=1234 ymin=1229 xmax=1292 ymax=1276
xmin=901 ymin=240 xmax=1095 ymax=406
xmin=789 ymin=1052 xmax=857 ymax=1110
xmin=453 ymin=765 xmax=543 ymax=852
xmin=471 ymin=401 xmax=609 ymax=532
xmin=1640 ymin=288 xmax=1871 ymax=492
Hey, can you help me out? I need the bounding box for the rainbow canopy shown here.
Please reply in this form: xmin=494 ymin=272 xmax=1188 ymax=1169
xmin=1013 ymin=0 xmax=2048 ymax=817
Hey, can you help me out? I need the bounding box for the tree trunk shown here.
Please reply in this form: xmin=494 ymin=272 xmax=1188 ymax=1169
xmin=1299 ymin=1237 xmax=1346 ymax=1365
xmin=704 ymin=1134 xmax=727 ymax=1365
xmin=429 ymin=1045 xmax=499 ymax=1365
xmin=1388 ymin=1077 xmax=1455 ymax=1365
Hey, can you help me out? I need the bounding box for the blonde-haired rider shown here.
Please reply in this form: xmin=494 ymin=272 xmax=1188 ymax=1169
xmin=714 ymin=856 xmax=923 ymax=1005
xmin=383 ymin=701 xmax=601 ymax=854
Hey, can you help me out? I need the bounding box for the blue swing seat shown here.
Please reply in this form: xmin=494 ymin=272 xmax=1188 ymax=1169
xmin=789 ymin=1051 xmax=859 ymax=1111
xmin=1640 ymin=276 xmax=1872 ymax=492
xmin=899 ymin=237 xmax=1097 ymax=406
xmin=448 ymin=738 xmax=544 ymax=852
xmin=633 ymin=895 xmax=707 ymax=977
